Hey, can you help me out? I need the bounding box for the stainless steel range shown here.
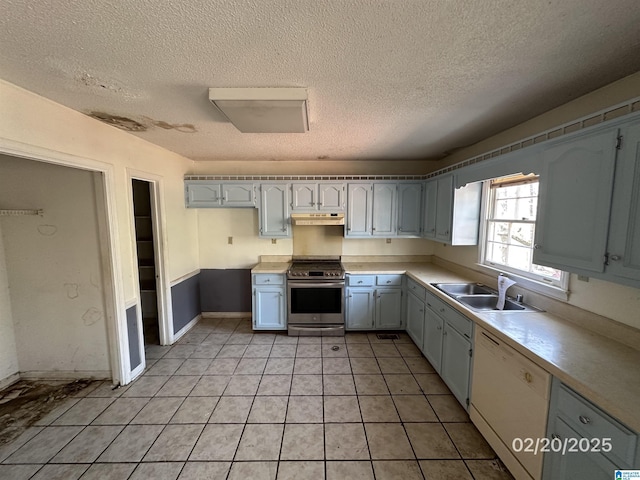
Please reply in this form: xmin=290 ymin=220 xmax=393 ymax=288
xmin=287 ymin=256 xmax=345 ymax=336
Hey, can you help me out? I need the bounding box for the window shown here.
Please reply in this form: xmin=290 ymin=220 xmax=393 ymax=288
xmin=480 ymin=174 xmax=566 ymax=289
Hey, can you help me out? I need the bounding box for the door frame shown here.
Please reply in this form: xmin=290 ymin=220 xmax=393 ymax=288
xmin=0 ymin=138 xmax=129 ymax=385
xmin=127 ymin=170 xmax=173 ymax=356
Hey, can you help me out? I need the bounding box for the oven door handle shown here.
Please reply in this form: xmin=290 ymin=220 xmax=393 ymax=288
xmin=288 ymin=281 xmax=345 ymax=288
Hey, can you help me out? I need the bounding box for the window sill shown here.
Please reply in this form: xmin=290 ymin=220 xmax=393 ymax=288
xmin=475 ymin=263 xmax=570 ymax=302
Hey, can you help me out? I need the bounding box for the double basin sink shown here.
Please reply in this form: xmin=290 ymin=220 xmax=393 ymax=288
xmin=432 ymin=283 xmax=541 ymax=312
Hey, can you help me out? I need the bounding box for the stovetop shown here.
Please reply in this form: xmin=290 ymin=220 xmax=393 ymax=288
xmin=287 ymin=257 xmax=345 ymax=279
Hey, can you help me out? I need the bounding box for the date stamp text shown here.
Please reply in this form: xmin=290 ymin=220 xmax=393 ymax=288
xmin=512 ymin=437 xmax=612 ymax=455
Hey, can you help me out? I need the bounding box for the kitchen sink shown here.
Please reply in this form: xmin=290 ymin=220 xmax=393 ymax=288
xmin=431 ymin=283 xmax=542 ymax=312
xmin=432 ymin=283 xmax=495 ymax=296
xmin=456 ymin=294 xmax=532 ymax=311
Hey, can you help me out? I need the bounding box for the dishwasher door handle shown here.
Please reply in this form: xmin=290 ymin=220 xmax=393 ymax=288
xmin=481 ymin=331 xmax=500 ymax=346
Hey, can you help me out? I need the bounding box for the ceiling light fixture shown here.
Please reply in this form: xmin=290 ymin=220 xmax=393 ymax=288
xmin=208 ymin=87 xmax=309 ymax=133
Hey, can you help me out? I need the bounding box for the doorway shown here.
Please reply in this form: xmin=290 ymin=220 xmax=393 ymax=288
xmin=132 ymin=179 xmax=161 ymax=347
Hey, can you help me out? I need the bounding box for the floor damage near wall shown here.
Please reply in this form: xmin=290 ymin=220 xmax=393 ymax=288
xmin=0 ymin=379 xmax=97 ymax=446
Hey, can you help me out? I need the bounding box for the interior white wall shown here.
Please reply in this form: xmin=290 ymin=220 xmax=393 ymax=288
xmin=0 ymin=79 xmax=199 ymax=301
xmin=432 ymin=72 xmax=640 ymax=330
xmin=0 ymin=156 xmax=111 ymax=376
xmin=196 ymin=208 xmax=435 ymax=269
xmin=0 ymin=220 xmax=19 ymax=385
xmin=0 ymin=78 xmax=200 ymax=382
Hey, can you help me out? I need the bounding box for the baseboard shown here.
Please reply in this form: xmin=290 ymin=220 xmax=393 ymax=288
xmin=202 ymin=312 xmax=252 ymax=319
xmin=173 ymin=314 xmax=201 ymax=342
xmin=0 ymin=372 xmax=20 ymax=391
xmin=18 ymin=370 xmax=111 ymax=381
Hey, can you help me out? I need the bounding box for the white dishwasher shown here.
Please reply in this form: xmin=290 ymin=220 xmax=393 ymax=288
xmin=470 ymin=327 xmax=551 ymax=480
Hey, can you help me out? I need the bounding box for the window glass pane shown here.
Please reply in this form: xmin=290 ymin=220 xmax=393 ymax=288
xmin=487 ymin=221 xmax=510 ymax=244
xmin=486 ymin=241 xmax=508 ymax=265
xmin=508 ymin=223 xmax=534 ymax=247
xmin=484 ymin=178 xmax=564 ymax=286
xmin=532 ymin=263 xmax=563 ymax=280
xmin=508 ymin=245 xmax=532 ymax=272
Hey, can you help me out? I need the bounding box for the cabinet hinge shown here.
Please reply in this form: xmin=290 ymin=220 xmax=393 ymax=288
xmin=604 ymin=252 xmax=609 ymax=266
xmin=469 ymin=348 xmax=473 ymax=357
xmin=466 ymin=397 xmax=470 ymax=407
xmin=616 ymin=135 xmax=623 ymax=150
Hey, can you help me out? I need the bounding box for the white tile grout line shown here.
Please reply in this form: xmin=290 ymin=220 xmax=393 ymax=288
xmin=0 ymin=319 xmax=506 ymax=479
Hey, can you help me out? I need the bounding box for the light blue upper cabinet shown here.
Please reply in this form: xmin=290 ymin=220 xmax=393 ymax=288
xmin=290 ymin=183 xmax=317 ymax=212
xmin=422 ymin=175 xmax=480 ymax=245
xmin=185 ymin=181 xmax=221 ymax=207
xmin=435 ymin=174 xmax=454 ymax=242
xmin=372 ymin=183 xmax=397 ymax=236
xmin=606 ymin=120 xmax=640 ymax=285
xmin=534 ymin=128 xmax=619 ymax=274
xmin=318 ymin=183 xmax=346 ymax=211
xmin=185 ymin=181 xmax=255 ymax=207
xmin=346 ymin=183 xmax=373 ymax=237
xmin=221 ymin=183 xmax=256 ymax=207
xmin=422 ymin=180 xmax=438 ymax=239
xmin=291 ymin=182 xmax=345 ymax=212
xmin=259 ymin=183 xmax=290 ymax=237
xmin=397 ymin=182 xmax=423 ymax=237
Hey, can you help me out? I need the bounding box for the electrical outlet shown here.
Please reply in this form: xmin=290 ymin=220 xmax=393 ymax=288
xmin=386 ymin=238 xmax=392 ymax=244
xmin=228 ymin=236 xmax=233 ymax=245
xmin=272 ymin=238 xmax=277 ymax=244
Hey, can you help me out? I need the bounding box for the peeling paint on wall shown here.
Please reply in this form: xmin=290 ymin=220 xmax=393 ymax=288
xmin=87 ymin=111 xmax=198 ymax=133
xmin=64 ymin=283 xmax=79 ymax=299
xmin=36 ymin=225 xmax=57 ymax=236
xmin=81 ymin=307 xmax=103 ymax=326
xmin=146 ymin=118 xmax=197 ymax=133
xmin=88 ymin=112 xmax=147 ymax=132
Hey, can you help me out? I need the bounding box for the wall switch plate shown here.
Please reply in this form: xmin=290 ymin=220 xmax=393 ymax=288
xmin=577 ymin=275 xmax=589 ymax=282
xmin=228 ymin=236 xmax=233 ymax=245
xmin=271 ymin=238 xmax=277 ymax=244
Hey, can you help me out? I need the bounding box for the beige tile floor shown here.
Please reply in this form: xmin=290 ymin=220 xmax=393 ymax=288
xmin=0 ymin=318 xmax=515 ymax=480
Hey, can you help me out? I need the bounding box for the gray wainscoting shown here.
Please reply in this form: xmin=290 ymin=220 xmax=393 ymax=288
xmin=199 ymin=269 xmax=252 ymax=313
xmin=126 ymin=305 xmax=141 ymax=370
xmin=171 ymin=273 xmax=202 ymax=334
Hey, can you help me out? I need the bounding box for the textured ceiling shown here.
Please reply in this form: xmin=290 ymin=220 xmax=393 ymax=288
xmin=1 ymin=0 xmax=639 ymax=162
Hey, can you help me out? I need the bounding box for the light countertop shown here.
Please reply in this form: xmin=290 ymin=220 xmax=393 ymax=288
xmin=343 ymin=261 xmax=640 ymax=432
xmin=251 ymin=262 xmax=290 ymax=274
xmin=251 ymin=259 xmax=640 ymax=431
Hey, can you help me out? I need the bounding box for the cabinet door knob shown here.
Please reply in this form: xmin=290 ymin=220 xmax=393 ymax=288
xmin=579 ymin=415 xmax=591 ymax=425
xmin=551 ymin=433 xmax=561 ymax=440
xmin=524 ymin=372 xmax=533 ymax=383
xmin=436 ymin=325 xmax=442 ymax=330
xmin=534 ymin=244 xmax=541 ymax=250
xmin=609 ymin=254 xmax=622 ymax=261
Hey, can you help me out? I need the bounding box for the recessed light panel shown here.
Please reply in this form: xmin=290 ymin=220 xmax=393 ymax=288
xmin=208 ymin=87 xmax=308 ymax=133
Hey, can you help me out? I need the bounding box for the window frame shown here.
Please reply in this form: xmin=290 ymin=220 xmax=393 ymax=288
xmin=477 ymin=178 xmax=570 ymax=300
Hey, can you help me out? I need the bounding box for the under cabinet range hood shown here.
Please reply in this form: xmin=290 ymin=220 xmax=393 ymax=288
xmin=291 ymin=213 xmax=345 ymax=226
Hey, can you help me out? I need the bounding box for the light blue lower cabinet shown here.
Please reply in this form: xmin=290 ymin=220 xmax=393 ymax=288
xmin=252 ymin=274 xmax=286 ymax=330
xmin=346 ymin=287 xmax=375 ymax=329
xmin=374 ymin=287 xmax=403 ymax=329
xmin=543 ymin=379 xmax=639 ymax=479
xmin=422 ymin=308 xmax=443 ymax=373
xmin=346 ymin=275 xmax=403 ymax=330
xmin=405 ymin=291 xmax=425 ymax=350
xmin=441 ymin=322 xmax=472 ymax=409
